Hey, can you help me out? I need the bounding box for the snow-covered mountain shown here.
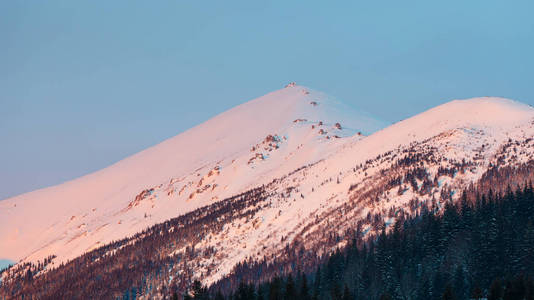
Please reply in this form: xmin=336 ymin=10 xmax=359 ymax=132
xmin=2 ymin=85 xmax=534 ymax=298
xmin=0 ymin=84 xmax=385 ymax=267
xmin=169 ymin=96 xmax=534 ymax=285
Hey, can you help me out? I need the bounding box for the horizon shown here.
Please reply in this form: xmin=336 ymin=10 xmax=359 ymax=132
xmin=2 ymin=1 xmax=534 ymax=200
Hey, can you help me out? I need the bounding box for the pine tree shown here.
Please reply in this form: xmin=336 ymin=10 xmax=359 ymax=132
xmin=313 ymin=267 xmax=322 ymax=299
xmin=269 ymin=276 xmax=282 ymax=300
xmin=488 ymin=278 xmax=503 ymax=300
xmin=442 ymin=284 xmax=455 ymax=300
xmin=471 ymin=285 xmax=483 ymax=300
xmin=417 ymin=278 xmax=432 ymax=300
xmin=235 ymin=281 xmax=255 ymax=300
xmin=330 ymin=283 xmax=342 ymax=300
xmin=503 ymin=275 xmax=526 ymax=300
xmin=284 ymin=275 xmax=296 ymax=300
xmin=453 ymin=265 xmax=468 ymax=300
xmin=214 ymin=290 xmax=225 ymax=300
xmin=257 ymin=287 xmax=265 ymax=300
xmin=525 ymin=276 xmax=534 ymax=300
xmin=300 ymin=274 xmax=310 ymax=300
xmin=502 ymin=279 xmax=515 ymax=300
xmin=432 ymin=271 xmax=448 ymax=300
xmin=191 ymin=280 xmax=208 ymax=300
xmin=342 ymin=284 xmax=352 ymax=300
xmin=518 ymin=221 xmax=534 ymax=275
xmin=379 ymin=293 xmax=392 ymax=300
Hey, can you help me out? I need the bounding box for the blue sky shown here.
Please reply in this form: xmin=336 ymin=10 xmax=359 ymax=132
xmin=1 ymin=1 xmax=533 ymax=200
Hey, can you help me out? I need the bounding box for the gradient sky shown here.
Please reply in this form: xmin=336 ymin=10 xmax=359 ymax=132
xmin=1 ymin=1 xmax=533 ymax=200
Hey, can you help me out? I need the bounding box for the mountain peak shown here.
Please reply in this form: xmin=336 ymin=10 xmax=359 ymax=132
xmin=447 ymin=96 xmax=533 ymax=112
xmin=284 ymin=82 xmax=297 ymax=88
xmin=3 ymin=90 xmax=534 ymax=296
xmin=424 ymin=96 xmax=534 ymax=128
xmin=0 ymin=86 xmax=385 ymax=265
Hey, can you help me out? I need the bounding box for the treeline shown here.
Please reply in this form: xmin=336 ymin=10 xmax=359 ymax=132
xmin=3 ymin=150 xmax=534 ymax=299
xmin=186 ymin=185 xmax=534 ymax=300
xmin=0 ymin=187 xmax=269 ymax=300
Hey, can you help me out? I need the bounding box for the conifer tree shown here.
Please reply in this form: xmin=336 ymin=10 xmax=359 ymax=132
xmin=342 ymin=284 xmax=352 ymax=300
xmin=300 ymin=274 xmax=310 ymax=300
xmin=442 ymin=284 xmax=455 ymax=300
xmin=284 ymin=275 xmax=296 ymax=300
xmin=269 ymin=276 xmax=282 ymax=300
xmin=488 ymin=278 xmax=503 ymax=300
xmin=453 ymin=265 xmax=468 ymax=300
xmin=214 ymin=290 xmax=224 ymax=300
xmin=191 ymin=280 xmax=208 ymax=300
xmin=313 ymin=267 xmax=322 ymax=299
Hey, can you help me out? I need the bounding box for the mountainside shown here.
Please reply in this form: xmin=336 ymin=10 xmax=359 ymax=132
xmin=209 ymin=186 xmax=534 ymax=300
xmin=186 ymin=96 xmax=534 ymax=285
xmin=2 ymin=89 xmax=534 ymax=299
xmin=0 ymin=84 xmax=385 ymax=266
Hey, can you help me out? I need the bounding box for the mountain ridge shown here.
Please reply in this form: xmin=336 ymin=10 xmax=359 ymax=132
xmin=0 ymin=85 xmax=386 ymax=266
xmin=2 ymin=87 xmax=534 ymax=299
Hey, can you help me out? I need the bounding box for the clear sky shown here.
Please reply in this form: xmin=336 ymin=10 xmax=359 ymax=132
xmin=1 ymin=1 xmax=533 ymax=200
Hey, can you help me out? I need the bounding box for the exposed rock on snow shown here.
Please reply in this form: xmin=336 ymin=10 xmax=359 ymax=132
xmin=285 ymin=82 xmax=296 ymax=88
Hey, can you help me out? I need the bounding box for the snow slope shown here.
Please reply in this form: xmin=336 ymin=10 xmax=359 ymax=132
xmin=0 ymin=84 xmax=386 ymax=266
xmin=3 ymin=91 xmax=534 ymax=294
xmin=328 ymin=97 xmax=534 ymax=172
xmin=152 ymin=97 xmax=534 ymax=285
